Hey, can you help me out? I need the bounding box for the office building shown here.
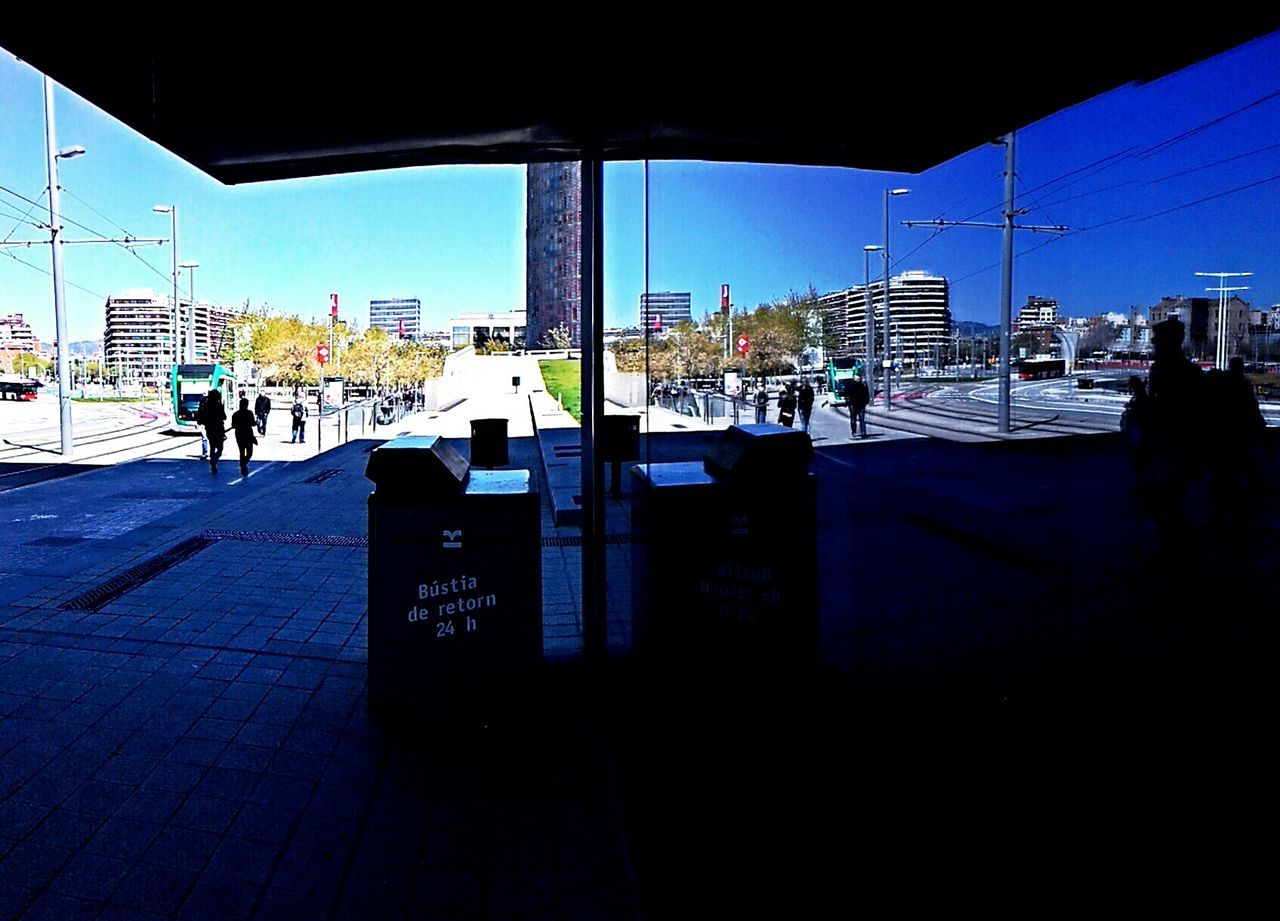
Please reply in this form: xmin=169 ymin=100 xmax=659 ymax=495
xmin=819 ymin=272 xmax=952 ymax=370
xmin=526 ymin=162 xmax=581 ymax=347
xmin=370 ymin=298 xmax=422 ymax=339
xmin=450 ymin=311 xmax=526 ymax=349
xmin=639 ymin=292 xmax=692 ymax=330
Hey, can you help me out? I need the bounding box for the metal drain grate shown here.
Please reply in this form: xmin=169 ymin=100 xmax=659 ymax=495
xmin=541 ymin=534 xmax=632 ymax=547
xmin=61 ymin=536 xmax=214 ymax=611
xmin=302 ymin=469 xmax=343 ymax=484
xmin=200 ymin=529 xmax=367 ymax=547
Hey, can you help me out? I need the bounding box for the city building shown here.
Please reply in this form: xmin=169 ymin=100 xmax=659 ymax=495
xmin=103 ymin=289 xmax=237 ymax=386
xmin=0 ymin=313 xmax=38 ymax=352
xmin=639 ymin=292 xmax=692 ymax=330
xmin=369 ymin=297 xmax=422 ymax=339
xmin=449 ymin=310 xmax=526 ymax=349
xmin=1149 ymin=294 xmax=1250 ymax=361
xmin=1014 ymin=296 xmax=1060 ymax=331
xmin=526 ymin=162 xmax=581 ymax=348
xmin=819 ymin=271 xmax=951 ymax=371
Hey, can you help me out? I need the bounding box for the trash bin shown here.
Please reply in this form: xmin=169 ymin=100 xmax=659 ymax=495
xmin=601 ymin=415 xmax=640 ymax=497
xmin=470 ymin=417 xmax=509 ymax=467
xmin=366 ymin=435 xmax=541 ymax=723
xmin=631 ymin=423 xmax=817 ymax=688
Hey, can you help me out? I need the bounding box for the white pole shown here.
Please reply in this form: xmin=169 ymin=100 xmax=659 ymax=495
xmin=44 ymin=77 xmax=74 ymax=457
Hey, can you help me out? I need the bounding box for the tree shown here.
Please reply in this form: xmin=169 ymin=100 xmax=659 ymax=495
xmin=609 ymin=337 xmax=647 ymax=373
xmin=14 ymin=353 xmax=50 ymax=377
xmin=231 ymin=311 xmax=330 ymax=386
xmin=1079 ymin=321 xmax=1118 ymax=357
xmin=537 ymin=323 xmax=572 ymax=350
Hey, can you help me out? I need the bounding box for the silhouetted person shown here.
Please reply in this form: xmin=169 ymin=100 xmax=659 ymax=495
xmin=1205 ymin=356 xmax=1267 ymax=524
xmin=797 ymin=380 xmax=815 ymax=433
xmin=1121 ymin=375 xmax=1150 ymax=487
xmin=777 ymin=384 xmax=797 ymax=428
xmin=1144 ymin=317 xmax=1204 ymax=531
xmin=254 ymin=391 xmax=271 ymax=436
xmin=754 ymin=382 xmax=769 ymax=424
xmin=195 ymin=389 xmax=226 ymax=474
xmin=290 ymin=397 xmax=307 ymax=444
xmin=846 ymin=376 xmax=870 ymax=439
xmin=231 ymin=397 xmax=258 ymax=477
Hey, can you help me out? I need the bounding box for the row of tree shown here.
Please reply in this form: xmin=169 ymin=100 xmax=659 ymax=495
xmin=610 ymin=289 xmax=825 ymax=381
xmin=228 ymin=310 xmax=446 ymax=388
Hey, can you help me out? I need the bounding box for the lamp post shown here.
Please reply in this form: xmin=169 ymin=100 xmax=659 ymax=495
xmin=44 ymin=75 xmax=85 ymax=457
xmin=862 ymin=245 xmax=881 ymax=398
xmin=1195 ymin=271 xmax=1251 ymax=370
xmin=153 ymin=205 xmax=179 ymax=370
xmin=180 ymin=261 xmax=199 ymax=362
xmin=882 ymin=188 xmax=909 ymax=409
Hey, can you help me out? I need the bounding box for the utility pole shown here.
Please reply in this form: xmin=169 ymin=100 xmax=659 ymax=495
xmin=903 ymin=131 xmax=1067 ymax=433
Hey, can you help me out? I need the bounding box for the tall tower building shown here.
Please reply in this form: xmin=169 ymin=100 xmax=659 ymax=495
xmin=526 ymin=162 xmax=581 ymax=347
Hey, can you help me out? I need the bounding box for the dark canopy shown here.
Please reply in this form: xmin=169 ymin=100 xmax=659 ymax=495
xmin=4 ymin=18 xmax=1278 ymax=183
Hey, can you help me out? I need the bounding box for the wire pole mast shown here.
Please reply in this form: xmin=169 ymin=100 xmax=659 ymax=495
xmin=902 ymin=131 xmax=1068 ymax=433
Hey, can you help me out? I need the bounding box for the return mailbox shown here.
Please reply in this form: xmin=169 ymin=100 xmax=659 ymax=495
xmin=366 ymin=435 xmax=541 ymax=722
xmin=631 ymin=424 xmax=817 ymax=687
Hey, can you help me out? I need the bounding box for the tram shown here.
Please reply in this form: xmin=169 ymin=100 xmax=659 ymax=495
xmin=825 ymin=357 xmax=862 ymax=404
xmin=171 ymin=363 xmax=236 ymax=428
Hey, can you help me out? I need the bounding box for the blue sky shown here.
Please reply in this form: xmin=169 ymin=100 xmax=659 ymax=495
xmin=3 ymin=31 xmax=1279 ymax=344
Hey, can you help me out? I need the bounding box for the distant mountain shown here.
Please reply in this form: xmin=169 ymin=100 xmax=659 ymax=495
xmin=68 ymin=341 xmax=98 ymax=357
xmin=953 ymin=321 xmax=999 ymax=337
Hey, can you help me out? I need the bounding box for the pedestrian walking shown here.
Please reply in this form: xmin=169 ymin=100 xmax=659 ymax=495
xmin=290 ymin=397 xmax=307 ymax=444
xmin=797 ymin=379 xmax=815 ymax=433
xmin=195 ymin=389 xmax=226 ymax=473
xmin=254 ymin=391 xmax=271 ymax=436
xmin=754 ymin=382 xmax=769 ymax=424
xmin=195 ymin=392 xmax=209 ymax=458
xmin=230 ymin=397 xmax=258 ymax=477
xmin=846 ymin=375 xmax=870 ymax=439
xmin=777 ymin=384 xmax=797 ymax=428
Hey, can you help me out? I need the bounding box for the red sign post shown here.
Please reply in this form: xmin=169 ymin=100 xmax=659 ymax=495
xmin=317 ymin=344 xmax=330 ymax=366
xmin=736 ymin=334 xmax=750 ymax=355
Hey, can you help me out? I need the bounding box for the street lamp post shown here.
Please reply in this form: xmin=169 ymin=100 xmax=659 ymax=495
xmin=882 ymin=188 xmax=909 ymax=409
xmin=863 ymin=245 xmax=881 ymax=398
xmin=180 ymin=261 xmax=199 ymax=362
xmin=153 ymin=205 xmax=179 ymax=369
xmin=43 ymin=75 xmax=85 ymax=457
xmin=1195 ymin=271 xmax=1252 ymax=370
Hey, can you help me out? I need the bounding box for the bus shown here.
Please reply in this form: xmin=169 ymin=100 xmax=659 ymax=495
xmin=171 ymin=363 xmax=236 ymax=428
xmin=826 ymin=357 xmax=862 ymax=404
xmin=0 ymin=376 xmax=41 ymax=401
xmin=1017 ymin=357 xmax=1066 ymax=381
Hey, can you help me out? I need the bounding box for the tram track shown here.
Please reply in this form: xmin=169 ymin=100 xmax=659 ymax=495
xmin=906 ymin=396 xmax=1118 ymax=436
xmin=0 ymin=431 xmax=192 ymax=493
xmin=0 ymin=415 xmax=168 ymax=459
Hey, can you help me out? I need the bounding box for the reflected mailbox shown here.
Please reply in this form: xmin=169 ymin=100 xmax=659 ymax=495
xmin=366 ymin=436 xmax=541 ymax=722
xmin=631 ymin=424 xmax=817 ymax=685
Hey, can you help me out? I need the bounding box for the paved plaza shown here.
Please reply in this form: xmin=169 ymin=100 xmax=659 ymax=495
xmin=2 ymin=356 xmax=1276 ymax=916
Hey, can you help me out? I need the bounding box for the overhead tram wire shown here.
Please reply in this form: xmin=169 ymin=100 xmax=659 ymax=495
xmin=2 ymin=248 xmax=105 ymax=300
xmin=948 ymin=82 xmax=1280 ymax=234
xmin=1 ymin=187 xmax=48 ymax=243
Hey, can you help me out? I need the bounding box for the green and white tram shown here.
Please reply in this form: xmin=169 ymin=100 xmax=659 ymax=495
xmin=171 ymin=363 xmax=236 ymax=428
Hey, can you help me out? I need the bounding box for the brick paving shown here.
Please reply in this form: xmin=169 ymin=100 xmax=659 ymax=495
xmin=0 ymin=438 xmax=637 ymax=920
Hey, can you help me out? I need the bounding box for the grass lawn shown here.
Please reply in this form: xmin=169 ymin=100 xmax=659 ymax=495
xmin=538 ymin=360 xmax=581 ymax=421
